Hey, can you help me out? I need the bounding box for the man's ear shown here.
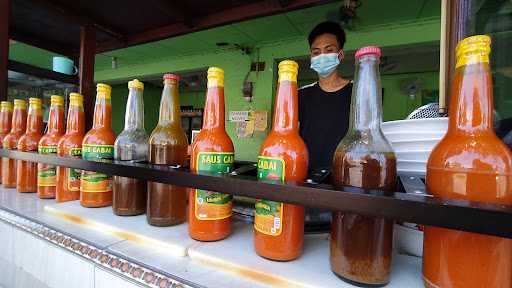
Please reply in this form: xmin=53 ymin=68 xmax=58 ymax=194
xmin=338 ymin=50 xmax=345 ymax=62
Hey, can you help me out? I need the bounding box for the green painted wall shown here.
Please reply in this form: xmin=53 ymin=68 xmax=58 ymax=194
xmin=96 ymin=19 xmax=440 ymax=162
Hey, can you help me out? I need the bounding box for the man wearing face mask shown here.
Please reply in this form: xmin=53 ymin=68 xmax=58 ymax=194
xmin=299 ymin=21 xmax=352 ymax=182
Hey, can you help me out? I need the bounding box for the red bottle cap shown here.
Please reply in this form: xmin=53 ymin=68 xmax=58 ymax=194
xmin=355 ymin=46 xmax=381 ymax=60
xmin=163 ymin=73 xmax=180 ymax=81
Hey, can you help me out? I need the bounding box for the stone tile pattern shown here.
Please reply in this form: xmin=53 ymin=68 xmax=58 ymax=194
xmin=0 ymin=209 xmax=191 ymax=288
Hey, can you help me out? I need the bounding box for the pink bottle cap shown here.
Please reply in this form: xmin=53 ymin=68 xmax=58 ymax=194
xmin=163 ymin=73 xmax=180 ymax=81
xmin=355 ymin=46 xmax=381 ymax=60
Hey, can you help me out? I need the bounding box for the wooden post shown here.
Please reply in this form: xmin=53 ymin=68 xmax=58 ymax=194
xmin=441 ymin=0 xmax=472 ymax=113
xmin=79 ymin=25 xmax=96 ymax=130
xmin=0 ymin=0 xmax=11 ymax=101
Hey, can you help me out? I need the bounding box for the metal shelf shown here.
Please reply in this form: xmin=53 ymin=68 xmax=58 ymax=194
xmin=1 ymin=149 xmax=512 ymax=239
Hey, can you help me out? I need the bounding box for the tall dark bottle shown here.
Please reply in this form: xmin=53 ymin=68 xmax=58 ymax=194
xmin=424 ymin=35 xmax=512 ymax=288
xmin=147 ymin=74 xmax=188 ymax=226
xmin=113 ymin=79 xmax=149 ymax=216
xmin=330 ymin=46 xmax=396 ymax=286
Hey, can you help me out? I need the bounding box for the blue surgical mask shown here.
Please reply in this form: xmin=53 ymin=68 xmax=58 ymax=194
xmin=310 ymin=53 xmax=340 ymax=77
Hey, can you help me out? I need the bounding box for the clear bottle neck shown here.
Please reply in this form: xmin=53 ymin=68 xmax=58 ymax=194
xmin=449 ymin=62 xmax=493 ymax=134
xmin=124 ymin=88 xmax=144 ymax=130
xmin=349 ymin=55 xmax=383 ymax=132
xmin=203 ymin=85 xmax=225 ymax=130
xmin=272 ymin=80 xmax=299 ymax=133
xmin=66 ymin=103 xmax=84 ymax=134
xmin=158 ymin=80 xmax=181 ymax=126
xmin=93 ymin=94 xmax=112 ymax=129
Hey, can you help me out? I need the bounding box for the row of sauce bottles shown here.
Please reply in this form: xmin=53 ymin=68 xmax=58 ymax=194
xmin=0 ymin=34 xmax=510 ymax=287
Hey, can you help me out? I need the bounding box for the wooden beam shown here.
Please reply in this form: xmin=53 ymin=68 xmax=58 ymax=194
xmin=97 ymin=0 xmax=331 ymax=52
xmin=7 ymin=60 xmax=78 ymax=85
xmin=79 ymin=25 xmax=96 ymax=130
xmin=0 ymin=0 xmax=11 ymax=101
xmin=30 ymin=0 xmax=124 ymax=40
xmin=10 ymin=30 xmax=77 ymax=56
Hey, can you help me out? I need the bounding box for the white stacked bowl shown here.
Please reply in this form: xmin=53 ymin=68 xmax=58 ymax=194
xmin=382 ymin=118 xmax=448 ymax=175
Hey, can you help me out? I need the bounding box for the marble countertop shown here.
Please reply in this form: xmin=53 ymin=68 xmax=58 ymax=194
xmin=0 ymin=187 xmax=423 ymax=288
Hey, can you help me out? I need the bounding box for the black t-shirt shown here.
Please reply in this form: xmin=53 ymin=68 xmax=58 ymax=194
xmin=298 ymin=82 xmax=352 ymax=172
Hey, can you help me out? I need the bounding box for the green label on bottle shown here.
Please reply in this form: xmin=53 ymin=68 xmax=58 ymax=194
xmin=254 ymin=156 xmax=285 ymax=236
xmin=82 ymin=144 xmax=113 ymax=161
xmin=69 ymin=147 xmax=82 ymax=157
xmin=194 ymin=152 xmax=234 ymax=220
xmin=38 ymin=145 xmax=57 ymax=154
xmin=82 ymin=145 xmax=113 ymax=193
xmin=38 ymin=145 xmax=58 ymax=187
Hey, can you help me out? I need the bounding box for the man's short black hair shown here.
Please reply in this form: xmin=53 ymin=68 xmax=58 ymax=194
xmin=308 ymin=21 xmax=346 ymax=49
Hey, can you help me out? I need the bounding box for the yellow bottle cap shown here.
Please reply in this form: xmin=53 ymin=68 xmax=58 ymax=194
xmin=69 ymin=93 xmax=83 ymax=103
xmin=1 ymin=101 xmax=13 ymax=112
xmin=207 ymin=67 xmax=224 ymax=88
xmin=97 ymin=83 xmax=112 ymax=99
xmin=278 ymin=60 xmax=299 ymax=82
xmin=455 ymin=35 xmax=491 ymax=68
xmin=29 ymin=97 xmax=42 ymax=106
xmin=13 ymin=99 xmax=26 ymax=110
xmin=128 ymin=79 xmax=144 ymax=90
xmin=51 ymin=95 xmax=64 ymax=106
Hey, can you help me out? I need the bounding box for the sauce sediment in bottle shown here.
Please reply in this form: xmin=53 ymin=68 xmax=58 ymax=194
xmin=147 ymin=74 xmax=188 ymax=226
xmin=113 ymin=79 xmax=149 ymax=216
xmin=330 ymin=46 xmax=396 ymax=286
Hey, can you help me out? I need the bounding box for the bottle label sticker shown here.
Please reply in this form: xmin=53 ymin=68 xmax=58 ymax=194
xmin=37 ymin=145 xmax=57 ymax=187
xmin=67 ymin=147 xmax=82 ymax=191
xmin=80 ymin=171 xmax=112 ymax=193
xmin=194 ymin=152 xmax=234 ymax=220
xmin=254 ymin=156 xmax=285 ymax=236
xmin=81 ymin=144 xmax=113 ymax=193
xmin=82 ymin=144 xmax=114 ymax=161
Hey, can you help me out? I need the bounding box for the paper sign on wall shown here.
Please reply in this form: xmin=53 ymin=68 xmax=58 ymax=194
xmin=253 ymin=110 xmax=268 ymax=131
xmin=229 ymin=111 xmax=249 ymax=122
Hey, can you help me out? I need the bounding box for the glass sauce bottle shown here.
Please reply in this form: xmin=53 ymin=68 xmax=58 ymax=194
xmin=56 ymin=93 xmax=85 ymax=202
xmin=189 ymin=67 xmax=235 ymax=241
xmin=81 ymin=84 xmax=116 ymax=207
xmin=424 ymin=35 xmax=512 ymax=288
xmin=17 ymin=97 xmax=43 ymax=193
xmin=330 ymin=46 xmax=396 ymax=286
xmin=147 ymin=74 xmax=188 ymax=226
xmin=113 ymin=79 xmax=149 ymax=216
xmin=37 ymin=95 xmax=65 ymax=199
xmin=254 ymin=60 xmax=308 ymax=261
xmin=0 ymin=101 xmax=13 ymax=184
xmin=2 ymin=99 xmax=26 ymax=188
